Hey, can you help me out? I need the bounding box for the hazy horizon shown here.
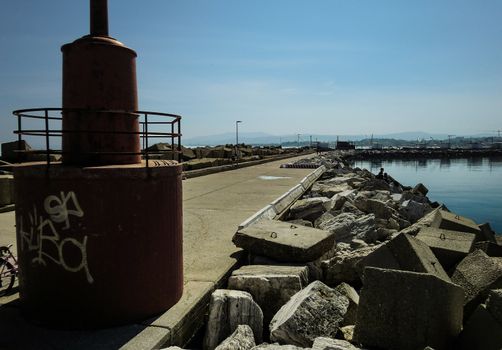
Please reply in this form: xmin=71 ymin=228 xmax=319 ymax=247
xmin=1 ymin=1 xmax=501 ymax=143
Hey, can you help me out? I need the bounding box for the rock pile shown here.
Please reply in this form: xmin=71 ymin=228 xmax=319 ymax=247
xmin=172 ymin=153 xmax=502 ymax=350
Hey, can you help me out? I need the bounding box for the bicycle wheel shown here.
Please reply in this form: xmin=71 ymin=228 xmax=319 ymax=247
xmin=0 ymin=258 xmax=15 ymax=296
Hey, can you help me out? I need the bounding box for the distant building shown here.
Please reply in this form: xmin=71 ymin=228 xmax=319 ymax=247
xmin=336 ymin=141 xmax=355 ymax=150
xmin=316 ymin=142 xmax=331 ymax=151
xmin=465 ymin=142 xmax=482 ymax=150
xmin=491 ymin=142 xmax=502 ymax=149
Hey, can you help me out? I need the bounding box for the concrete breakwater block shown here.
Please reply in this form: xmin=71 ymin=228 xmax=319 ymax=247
xmin=354 ymin=267 xmax=463 ymax=350
xmin=357 ymin=233 xmax=450 ymax=281
xmin=228 ymin=265 xmax=309 ymax=325
xmin=415 ymin=227 xmax=476 ymax=270
xmin=269 ymin=281 xmax=349 ymax=347
xmin=451 ymin=249 xmax=502 ymax=317
xmin=203 ymin=290 xmax=263 ymax=350
xmin=432 ymin=209 xmax=481 ymax=235
xmin=322 ymin=244 xmax=382 ymax=287
xmin=233 ymin=220 xmax=335 ymax=262
xmin=456 ymin=289 xmax=502 ymax=349
xmin=456 ymin=304 xmax=502 ymax=350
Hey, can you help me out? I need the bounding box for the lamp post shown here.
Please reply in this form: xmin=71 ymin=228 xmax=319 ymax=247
xmin=236 ymin=120 xmax=242 ymax=162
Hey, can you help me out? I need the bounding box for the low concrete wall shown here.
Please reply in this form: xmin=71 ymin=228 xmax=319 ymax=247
xmin=183 ymin=151 xmax=314 ymax=179
xmin=238 ymin=165 xmax=326 ymax=230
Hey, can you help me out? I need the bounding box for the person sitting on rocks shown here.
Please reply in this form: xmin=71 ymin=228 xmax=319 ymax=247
xmin=376 ymin=167 xmax=384 ymax=179
xmin=383 ymin=172 xmax=389 ymax=182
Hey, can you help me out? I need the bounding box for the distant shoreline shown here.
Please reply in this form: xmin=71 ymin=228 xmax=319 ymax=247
xmin=344 ymin=148 xmax=502 ymax=161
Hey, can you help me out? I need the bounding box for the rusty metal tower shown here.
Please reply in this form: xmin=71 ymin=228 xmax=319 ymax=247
xmin=12 ymin=0 xmax=183 ymax=327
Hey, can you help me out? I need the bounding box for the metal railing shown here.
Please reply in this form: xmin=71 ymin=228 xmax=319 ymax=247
xmin=12 ymin=108 xmax=182 ymax=167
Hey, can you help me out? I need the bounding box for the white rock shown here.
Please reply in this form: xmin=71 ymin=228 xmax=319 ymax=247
xmin=333 ymin=282 xmax=359 ymax=326
xmin=204 ymin=289 xmax=264 ymax=350
xmin=312 ymin=337 xmax=361 ymax=350
xmin=317 ymin=212 xmax=378 ymax=243
xmin=290 ymin=197 xmax=333 ymax=221
xmin=270 ymin=281 xmax=349 ymax=347
xmin=321 ymin=244 xmax=383 ymax=286
xmin=215 ymin=325 xmax=256 ymax=350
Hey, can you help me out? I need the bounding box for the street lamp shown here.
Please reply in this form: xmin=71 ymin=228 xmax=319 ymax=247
xmin=236 ymin=120 xmax=242 ymax=161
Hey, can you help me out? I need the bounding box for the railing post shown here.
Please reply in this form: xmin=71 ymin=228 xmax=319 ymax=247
xmin=17 ymin=112 xmax=22 ymax=163
xmin=141 ymin=119 xmax=145 ymax=152
xmin=177 ymin=118 xmax=181 ymax=163
xmin=144 ymin=112 xmax=149 ymax=169
xmin=45 ymin=109 xmax=50 ymax=166
xmin=171 ymin=122 xmax=175 ymax=160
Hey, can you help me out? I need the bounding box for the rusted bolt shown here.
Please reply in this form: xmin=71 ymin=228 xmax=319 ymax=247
xmin=270 ymin=231 xmax=278 ymax=239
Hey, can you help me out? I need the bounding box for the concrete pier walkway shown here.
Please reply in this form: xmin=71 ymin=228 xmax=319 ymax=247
xmin=0 ymin=155 xmax=313 ymax=349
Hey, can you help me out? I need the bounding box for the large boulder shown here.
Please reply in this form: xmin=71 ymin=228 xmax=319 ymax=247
xmin=412 ymin=183 xmax=429 ymax=196
xmin=358 ymin=178 xmax=391 ymax=191
xmin=228 ymin=265 xmax=309 ymax=325
xmin=354 ymin=267 xmax=463 ymax=350
xmin=311 ymin=183 xmax=353 ymax=198
xmin=322 ymin=175 xmax=365 ymax=188
xmin=233 ymin=220 xmax=336 ymax=262
xmin=331 ymin=189 xmax=357 ymax=211
xmin=356 ymin=198 xmax=396 ymax=219
xmin=333 ymin=282 xmax=359 ymax=326
xmin=400 ymin=199 xmax=432 ymax=223
xmin=312 ymin=337 xmax=360 ymax=350
xmin=322 ymin=244 xmax=382 ymax=287
xmin=357 ymin=233 xmax=450 ymax=281
xmin=215 ymin=325 xmax=256 ymax=350
xmin=289 ymin=197 xmax=333 ymax=221
xmin=451 ymin=249 xmax=502 ymax=317
xmin=203 ymin=290 xmax=264 ymax=350
xmin=270 ymin=281 xmax=349 ymax=347
xmin=315 ymin=212 xmax=378 ymax=244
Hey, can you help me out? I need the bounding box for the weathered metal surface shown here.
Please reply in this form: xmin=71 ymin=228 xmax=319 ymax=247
xmin=13 ymin=161 xmax=183 ymax=327
xmin=61 ymin=36 xmax=140 ymax=166
xmin=90 ymin=0 xmax=109 ymax=36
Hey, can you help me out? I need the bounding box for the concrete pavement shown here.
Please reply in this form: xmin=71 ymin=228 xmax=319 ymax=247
xmin=0 ymin=155 xmax=314 ymax=349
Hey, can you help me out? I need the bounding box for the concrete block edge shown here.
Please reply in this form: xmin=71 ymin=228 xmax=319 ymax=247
xmin=238 ymin=165 xmax=326 ymax=229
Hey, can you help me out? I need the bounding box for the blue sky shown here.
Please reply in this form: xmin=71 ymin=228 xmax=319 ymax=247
xmin=1 ymin=0 xmax=502 ymax=144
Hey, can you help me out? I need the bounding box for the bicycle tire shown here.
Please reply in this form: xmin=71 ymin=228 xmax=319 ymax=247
xmin=0 ymin=258 xmax=15 ymax=296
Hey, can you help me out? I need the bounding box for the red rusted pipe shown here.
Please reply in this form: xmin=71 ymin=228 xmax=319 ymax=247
xmin=90 ymin=0 xmax=108 ymax=36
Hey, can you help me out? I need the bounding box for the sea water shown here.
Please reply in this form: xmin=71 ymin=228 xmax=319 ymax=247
xmin=353 ymin=157 xmax=502 ymax=233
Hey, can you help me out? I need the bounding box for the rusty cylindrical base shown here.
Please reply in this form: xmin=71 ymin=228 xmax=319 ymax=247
xmin=13 ymin=161 xmax=183 ymax=328
xmin=61 ymin=36 xmax=140 ymax=166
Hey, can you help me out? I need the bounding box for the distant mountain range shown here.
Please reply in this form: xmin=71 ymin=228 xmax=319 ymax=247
xmin=183 ymin=131 xmax=494 ymax=146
